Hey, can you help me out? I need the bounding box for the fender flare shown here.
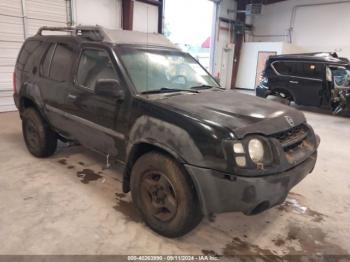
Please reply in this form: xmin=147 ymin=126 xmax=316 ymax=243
xmin=123 ymin=116 xmax=205 ymax=206
xmin=19 ymin=83 xmax=47 ymax=118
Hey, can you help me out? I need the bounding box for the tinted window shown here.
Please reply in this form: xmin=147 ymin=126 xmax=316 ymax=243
xmin=40 ymin=44 xmax=56 ymax=77
xmin=49 ymin=43 xmax=75 ymax=82
xmin=17 ymin=40 xmax=42 ymax=72
xmin=273 ymin=61 xmax=323 ymax=79
xmin=77 ymin=49 xmax=118 ymax=90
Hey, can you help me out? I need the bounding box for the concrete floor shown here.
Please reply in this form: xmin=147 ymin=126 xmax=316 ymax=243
xmin=0 ymin=108 xmax=350 ymax=256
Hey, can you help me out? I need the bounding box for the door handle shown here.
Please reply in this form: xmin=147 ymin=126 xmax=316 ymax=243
xmin=67 ymin=94 xmax=77 ymax=100
xmin=289 ymin=80 xmax=299 ymax=84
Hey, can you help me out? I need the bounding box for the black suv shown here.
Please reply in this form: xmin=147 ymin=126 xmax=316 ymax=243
xmin=14 ymin=26 xmax=320 ymax=238
xmin=256 ymin=53 xmax=350 ymax=114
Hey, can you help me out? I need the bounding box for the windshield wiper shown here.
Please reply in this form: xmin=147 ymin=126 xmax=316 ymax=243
xmin=190 ymin=84 xmax=216 ymax=90
xmin=141 ymin=87 xmax=199 ymax=94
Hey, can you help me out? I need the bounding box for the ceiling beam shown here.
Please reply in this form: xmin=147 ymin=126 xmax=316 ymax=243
xmin=136 ymin=0 xmax=162 ymax=6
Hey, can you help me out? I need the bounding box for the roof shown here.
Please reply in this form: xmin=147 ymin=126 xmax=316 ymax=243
xmin=35 ymin=25 xmax=179 ymax=50
xmin=103 ymin=28 xmax=178 ymax=49
xmin=269 ymin=52 xmax=350 ymax=65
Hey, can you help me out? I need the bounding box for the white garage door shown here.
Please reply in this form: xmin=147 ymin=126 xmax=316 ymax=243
xmin=0 ymin=0 xmax=67 ymax=112
xmin=73 ymin=0 xmax=122 ymax=29
xmin=133 ymin=1 xmax=158 ymax=33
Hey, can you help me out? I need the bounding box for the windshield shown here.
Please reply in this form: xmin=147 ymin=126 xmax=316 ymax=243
xmin=117 ymin=47 xmax=220 ymax=93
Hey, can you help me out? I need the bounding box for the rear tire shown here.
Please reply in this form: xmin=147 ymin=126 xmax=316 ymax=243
xmin=22 ymin=108 xmax=57 ymax=158
xmin=131 ymin=152 xmax=202 ymax=238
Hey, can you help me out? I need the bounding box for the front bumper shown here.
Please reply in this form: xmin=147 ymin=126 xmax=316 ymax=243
xmin=185 ymin=151 xmax=317 ymax=216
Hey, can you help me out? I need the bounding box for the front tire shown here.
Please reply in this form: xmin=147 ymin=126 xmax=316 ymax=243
xmin=131 ymin=152 xmax=202 ymax=238
xmin=22 ymin=108 xmax=57 ymax=158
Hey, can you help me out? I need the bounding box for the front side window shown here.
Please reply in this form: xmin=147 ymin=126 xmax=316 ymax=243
xmin=117 ymin=47 xmax=219 ymax=93
xmin=273 ymin=61 xmax=323 ymax=79
xmin=77 ymin=49 xmax=118 ymax=90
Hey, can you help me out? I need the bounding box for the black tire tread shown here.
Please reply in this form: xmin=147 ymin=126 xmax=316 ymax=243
xmin=22 ymin=108 xmax=57 ymax=158
xmin=130 ymin=151 xmax=202 ymax=238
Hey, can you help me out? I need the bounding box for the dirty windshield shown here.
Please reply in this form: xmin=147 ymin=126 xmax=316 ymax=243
xmin=117 ymin=47 xmax=219 ymax=94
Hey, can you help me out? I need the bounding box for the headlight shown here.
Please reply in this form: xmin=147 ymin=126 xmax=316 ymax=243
xmin=248 ymin=138 xmax=264 ymax=163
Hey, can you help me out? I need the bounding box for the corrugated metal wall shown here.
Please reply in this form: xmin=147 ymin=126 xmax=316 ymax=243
xmin=0 ymin=0 xmax=67 ymax=112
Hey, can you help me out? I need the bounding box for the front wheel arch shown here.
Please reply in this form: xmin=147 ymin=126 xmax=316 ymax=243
xmin=123 ymin=142 xmax=186 ymax=193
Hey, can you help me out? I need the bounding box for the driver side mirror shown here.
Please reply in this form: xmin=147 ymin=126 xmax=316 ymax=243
xmin=94 ymin=79 xmax=125 ymax=101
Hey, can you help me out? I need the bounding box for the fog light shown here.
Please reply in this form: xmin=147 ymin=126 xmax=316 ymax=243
xmin=235 ymin=156 xmax=246 ymax=167
xmin=233 ymin=143 xmax=244 ymax=153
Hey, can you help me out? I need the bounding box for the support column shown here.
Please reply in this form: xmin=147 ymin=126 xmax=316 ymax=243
xmin=230 ymin=0 xmax=246 ymax=89
xmin=122 ymin=0 xmax=134 ymax=30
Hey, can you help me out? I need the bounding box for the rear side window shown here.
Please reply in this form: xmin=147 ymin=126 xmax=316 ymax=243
xmin=40 ymin=43 xmax=75 ymax=82
xmin=272 ymin=61 xmax=323 ymax=79
xmin=40 ymin=44 xmax=56 ymax=77
xmin=50 ymin=44 xmax=75 ymax=82
xmin=17 ymin=40 xmax=42 ymax=72
xmin=77 ymin=49 xmax=119 ymax=90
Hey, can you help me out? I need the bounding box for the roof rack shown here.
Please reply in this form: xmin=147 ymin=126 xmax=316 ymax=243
xmin=36 ymin=25 xmax=179 ymax=49
xmin=36 ymin=25 xmax=108 ymax=41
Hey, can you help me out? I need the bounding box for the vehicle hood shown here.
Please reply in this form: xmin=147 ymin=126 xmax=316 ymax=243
xmin=154 ymin=90 xmax=306 ymax=138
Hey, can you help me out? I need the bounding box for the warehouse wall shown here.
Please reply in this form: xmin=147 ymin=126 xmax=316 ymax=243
xmin=236 ymin=42 xmax=306 ymax=90
xmin=72 ymin=0 xmax=122 ymax=29
xmin=0 ymin=0 xmax=68 ymax=112
xmin=252 ymin=0 xmax=350 ymax=59
xmin=72 ymin=0 xmax=158 ymax=32
xmin=133 ymin=1 xmax=158 ymax=33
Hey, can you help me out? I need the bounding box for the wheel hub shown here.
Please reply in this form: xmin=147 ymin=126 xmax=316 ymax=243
xmin=141 ymin=172 xmax=178 ymax=222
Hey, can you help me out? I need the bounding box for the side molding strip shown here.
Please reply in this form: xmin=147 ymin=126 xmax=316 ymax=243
xmin=46 ymin=105 xmax=125 ymax=140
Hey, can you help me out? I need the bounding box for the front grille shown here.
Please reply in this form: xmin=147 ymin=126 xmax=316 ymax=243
xmin=272 ymin=124 xmax=309 ymax=151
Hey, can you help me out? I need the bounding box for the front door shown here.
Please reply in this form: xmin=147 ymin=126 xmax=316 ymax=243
xmin=64 ymin=47 xmax=126 ymax=158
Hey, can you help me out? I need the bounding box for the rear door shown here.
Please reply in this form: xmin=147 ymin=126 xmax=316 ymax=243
xmin=38 ymin=41 xmax=78 ymax=134
xmin=272 ymin=61 xmax=324 ymax=106
xmin=268 ymin=61 xmax=291 ymax=94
